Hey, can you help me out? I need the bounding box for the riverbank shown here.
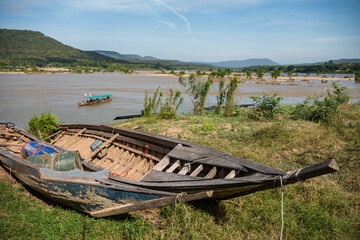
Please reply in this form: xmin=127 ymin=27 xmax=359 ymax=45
xmin=0 ymin=68 xmax=356 ymax=83
xmin=1 ymin=103 xmax=359 ymax=239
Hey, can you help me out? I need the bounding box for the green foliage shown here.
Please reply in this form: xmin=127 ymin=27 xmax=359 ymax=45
xmin=256 ymin=69 xmax=264 ymax=80
xmin=246 ymin=70 xmax=252 ymax=79
xmin=179 ymin=74 xmax=213 ymax=114
xmin=291 ymin=81 xmax=350 ymax=123
xmin=141 ymin=86 xmax=163 ymax=117
xmin=242 ymin=60 xmax=360 ymax=75
xmin=142 ymin=86 xmax=184 ymax=119
xmin=355 ymin=72 xmax=360 ymax=83
xmin=224 ymin=77 xmax=241 ymax=116
xmin=250 ymin=93 xmax=284 ymax=119
xmin=160 ymin=89 xmax=184 ymax=119
xmin=271 ymin=69 xmax=281 ymax=80
xmin=216 ymin=78 xmax=226 ymax=114
xmin=27 ymin=109 xmax=59 ymax=139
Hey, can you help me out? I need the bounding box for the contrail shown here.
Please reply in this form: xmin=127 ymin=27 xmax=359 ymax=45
xmin=153 ymin=0 xmax=192 ymax=34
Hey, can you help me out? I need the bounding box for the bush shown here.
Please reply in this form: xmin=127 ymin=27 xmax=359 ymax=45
xmin=27 ymin=109 xmax=59 ymax=139
xmin=291 ymin=81 xmax=350 ymax=122
xmin=142 ymin=86 xmax=163 ymax=117
xmin=160 ymin=89 xmax=184 ymax=119
xmin=249 ymin=93 xmax=283 ymax=119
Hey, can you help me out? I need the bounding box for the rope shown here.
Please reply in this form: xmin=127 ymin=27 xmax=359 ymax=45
xmin=170 ymin=192 xmax=189 ymax=239
xmin=183 ymin=152 xmax=232 ymax=169
xmin=280 ymin=176 xmax=284 ymax=240
xmin=283 ymin=169 xmax=303 ymax=182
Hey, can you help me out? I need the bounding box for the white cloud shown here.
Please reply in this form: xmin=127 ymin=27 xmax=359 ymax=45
xmin=157 ymin=20 xmax=176 ymax=29
xmin=314 ymin=35 xmax=360 ymax=42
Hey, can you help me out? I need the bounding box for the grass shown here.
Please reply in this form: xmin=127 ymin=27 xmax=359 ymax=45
xmin=1 ymin=103 xmax=359 ymax=239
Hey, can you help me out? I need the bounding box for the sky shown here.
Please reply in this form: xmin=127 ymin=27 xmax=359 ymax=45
xmin=0 ymin=0 xmax=359 ymax=64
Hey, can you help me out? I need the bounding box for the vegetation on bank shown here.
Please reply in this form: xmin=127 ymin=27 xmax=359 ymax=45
xmin=1 ymin=101 xmax=358 ymax=239
xmin=1 ymin=29 xmax=359 ymax=76
xmin=1 ymin=79 xmax=358 ymax=239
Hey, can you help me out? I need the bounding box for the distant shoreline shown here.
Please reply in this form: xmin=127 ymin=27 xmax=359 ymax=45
xmin=0 ymin=68 xmax=355 ymax=82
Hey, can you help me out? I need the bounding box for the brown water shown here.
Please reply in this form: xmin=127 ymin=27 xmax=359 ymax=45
xmin=0 ymin=72 xmax=359 ymax=129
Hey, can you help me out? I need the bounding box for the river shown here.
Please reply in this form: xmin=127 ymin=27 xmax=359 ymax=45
xmin=0 ymin=72 xmax=359 ymax=129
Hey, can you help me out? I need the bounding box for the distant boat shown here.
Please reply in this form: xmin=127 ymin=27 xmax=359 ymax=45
xmin=78 ymin=94 xmax=112 ymax=106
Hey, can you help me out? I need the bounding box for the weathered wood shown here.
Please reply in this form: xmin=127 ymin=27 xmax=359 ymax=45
xmin=51 ymin=131 xmax=65 ymax=144
xmin=166 ymin=160 xmax=180 ymax=173
xmin=0 ymin=143 xmax=23 ymax=147
xmin=152 ymin=157 xmax=170 ymax=171
xmin=178 ymin=165 xmax=191 ymax=175
xmin=90 ymin=191 xmax=214 ymax=218
xmin=286 ymin=159 xmax=339 ymax=182
xmin=86 ymin=133 xmax=119 ymax=160
xmin=225 ymin=170 xmax=236 ymax=179
xmin=204 ymin=167 xmax=217 ymax=179
xmin=190 ymin=164 xmax=203 ymax=177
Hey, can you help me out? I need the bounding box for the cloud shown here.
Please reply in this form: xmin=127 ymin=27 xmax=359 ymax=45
xmin=153 ymin=0 xmax=192 ymax=34
xmin=157 ymin=20 xmax=176 ymax=29
xmin=314 ymin=35 xmax=360 ymax=42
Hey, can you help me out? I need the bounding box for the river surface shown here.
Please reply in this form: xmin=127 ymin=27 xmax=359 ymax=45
xmin=0 ymin=72 xmax=359 ymax=129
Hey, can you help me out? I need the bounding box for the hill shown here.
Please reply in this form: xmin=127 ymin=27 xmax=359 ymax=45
xmin=191 ymin=58 xmax=279 ymax=68
xmin=95 ymin=50 xmax=159 ymax=61
xmin=95 ymin=50 xmax=211 ymax=70
xmin=0 ymin=29 xmax=127 ymax=66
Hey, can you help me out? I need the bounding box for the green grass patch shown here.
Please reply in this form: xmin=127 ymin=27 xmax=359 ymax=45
xmin=1 ymin=103 xmax=359 ymax=239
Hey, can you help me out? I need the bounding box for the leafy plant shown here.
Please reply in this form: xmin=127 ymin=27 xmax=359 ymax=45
xmin=355 ymin=72 xmax=360 ymax=83
xmin=271 ymin=69 xmax=281 ymax=80
xmin=27 ymin=109 xmax=59 ymax=139
xmin=142 ymin=86 xmax=163 ymax=117
xmin=224 ymin=77 xmax=241 ymax=116
xmin=246 ymin=71 xmax=252 ymax=80
xmin=291 ymin=81 xmax=350 ymax=122
xmin=160 ymin=89 xmax=184 ymax=119
xmin=250 ymin=93 xmax=284 ymax=119
xmin=179 ymin=74 xmax=213 ymax=114
xmin=216 ymin=78 xmax=226 ymax=114
xmin=256 ymin=69 xmax=264 ymax=80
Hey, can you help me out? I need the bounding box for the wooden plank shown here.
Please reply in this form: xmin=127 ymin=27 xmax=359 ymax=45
xmin=116 ymin=155 xmax=141 ymax=176
xmin=62 ymin=128 xmax=87 ymax=149
xmin=0 ymin=143 xmax=22 ymax=147
xmin=51 ymin=131 xmax=65 ymax=144
xmin=80 ymin=133 xmax=161 ymax=162
xmin=86 ymin=133 xmax=119 ymax=160
xmin=204 ymin=167 xmax=217 ymax=179
xmin=152 ymin=157 xmax=170 ymax=171
xmin=90 ymin=191 xmax=214 ymax=218
xmin=225 ymin=170 xmax=236 ymax=179
xmin=190 ymin=164 xmax=203 ymax=177
xmin=178 ymin=165 xmax=191 ymax=175
xmin=166 ymin=160 xmax=180 ymax=173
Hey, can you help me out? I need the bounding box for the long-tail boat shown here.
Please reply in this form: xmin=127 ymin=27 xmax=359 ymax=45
xmin=78 ymin=94 xmax=112 ymax=106
xmin=0 ymin=122 xmax=339 ymax=217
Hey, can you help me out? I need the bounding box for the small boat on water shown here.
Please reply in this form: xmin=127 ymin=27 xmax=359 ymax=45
xmin=0 ymin=122 xmax=339 ymax=217
xmin=78 ymin=94 xmax=112 ymax=106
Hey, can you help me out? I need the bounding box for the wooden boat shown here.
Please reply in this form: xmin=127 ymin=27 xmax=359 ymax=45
xmin=0 ymin=122 xmax=339 ymax=217
xmin=78 ymin=94 xmax=112 ymax=106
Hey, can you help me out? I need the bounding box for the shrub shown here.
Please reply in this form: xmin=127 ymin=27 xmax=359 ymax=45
xmin=27 ymin=109 xmax=59 ymax=139
xmin=142 ymin=86 xmax=163 ymax=117
xmin=250 ymin=93 xmax=284 ymax=119
xmin=291 ymin=81 xmax=350 ymax=122
xmin=355 ymin=72 xmax=360 ymax=83
xmin=160 ymin=89 xmax=184 ymax=119
xmin=179 ymin=74 xmax=213 ymax=114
